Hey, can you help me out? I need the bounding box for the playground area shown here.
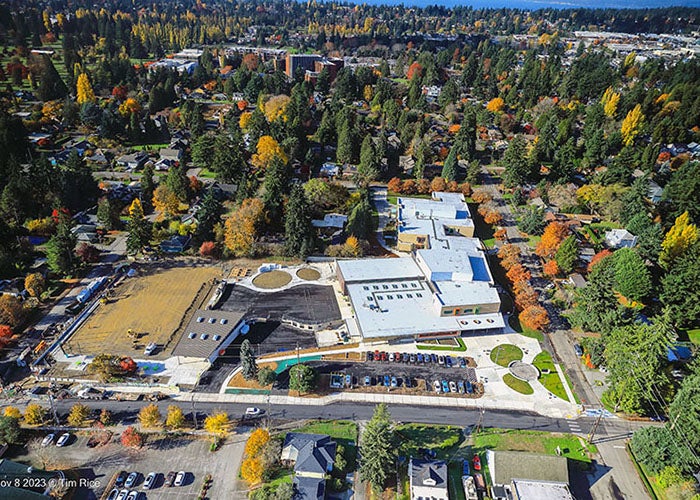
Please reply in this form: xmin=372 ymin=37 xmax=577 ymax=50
xmin=64 ymin=264 xmax=221 ymax=358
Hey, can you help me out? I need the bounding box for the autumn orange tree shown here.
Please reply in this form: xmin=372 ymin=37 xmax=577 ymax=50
xmin=387 ymin=177 xmax=402 ymax=193
xmin=497 ymin=244 xmax=521 ymax=271
xmin=471 ymin=189 xmax=492 ymax=204
xmin=118 ymin=97 xmax=141 ymax=117
xmin=486 ymin=97 xmax=505 ymax=113
xmin=506 ymin=263 xmax=531 ymax=285
xmin=587 ymin=249 xmax=612 ymax=272
xmin=24 ymin=273 xmax=45 ymax=298
xmin=535 ymin=222 xmax=569 ymax=259
xmin=263 ymin=95 xmax=290 ymax=123
xmin=0 ymin=295 xmax=24 ymax=329
xmin=152 ymin=184 xmax=180 ymax=220
xmin=241 ymin=457 xmax=263 ymax=485
xmin=430 ymin=177 xmax=447 ymax=192
xmin=406 ymin=61 xmax=423 ymax=80
xmin=543 ymin=259 xmax=559 ymax=277
xmin=244 ymin=428 xmax=270 ymax=458
xmin=659 ymin=211 xmax=698 ymax=269
xmin=513 ymin=281 xmax=538 ymax=311
xmin=121 ymin=426 xmax=143 ymax=448
xmin=224 ymin=198 xmax=266 ymax=257
xmin=494 ymin=228 xmax=507 ymax=241
xmin=519 ymin=305 xmax=550 ymax=331
xmin=76 ymin=72 xmax=95 ymax=105
xmin=252 ymin=135 xmax=288 ymax=171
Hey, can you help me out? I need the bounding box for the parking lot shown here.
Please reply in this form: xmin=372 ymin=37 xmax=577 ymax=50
xmin=16 ymin=431 xmax=248 ymax=499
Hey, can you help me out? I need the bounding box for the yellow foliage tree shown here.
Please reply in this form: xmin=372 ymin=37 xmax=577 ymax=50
xmin=204 ymin=411 xmax=231 ymax=438
xmin=252 ymin=135 xmax=288 ymax=171
xmin=24 ymin=273 xmax=46 ymax=298
xmin=620 ymin=104 xmax=644 ymax=147
xmin=244 ymin=428 xmax=270 ymax=458
xmin=601 ymin=87 xmax=620 ymax=118
xmin=239 ymin=111 xmax=252 ymax=131
xmin=3 ymin=406 xmax=21 ymax=419
xmin=67 ymin=403 xmax=91 ymax=427
xmin=152 ymin=184 xmax=180 ymax=220
xmin=486 ymin=97 xmax=505 ymax=113
xmin=263 ymin=95 xmax=290 ymax=123
xmin=118 ymin=97 xmax=141 ymax=117
xmin=138 ymin=404 xmax=162 ymax=429
xmin=240 ymin=457 xmax=264 ymax=485
xmin=165 ymin=405 xmax=186 ymax=429
xmin=343 ymin=235 xmax=362 ymax=257
xmin=23 ymin=403 xmax=46 ymax=425
xmin=660 ymin=212 xmax=698 ymax=269
xmin=224 ymin=198 xmax=266 ymax=257
xmin=76 ymin=72 xmax=96 ymax=105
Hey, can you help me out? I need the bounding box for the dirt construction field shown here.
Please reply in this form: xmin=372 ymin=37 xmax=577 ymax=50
xmin=66 ymin=264 xmax=221 ymax=358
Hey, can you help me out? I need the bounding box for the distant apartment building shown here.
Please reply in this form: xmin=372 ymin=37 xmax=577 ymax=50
xmin=285 ymin=53 xmax=344 ymax=82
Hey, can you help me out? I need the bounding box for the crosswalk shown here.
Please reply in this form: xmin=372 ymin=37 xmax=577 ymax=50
xmin=567 ymin=420 xmax=584 ymax=435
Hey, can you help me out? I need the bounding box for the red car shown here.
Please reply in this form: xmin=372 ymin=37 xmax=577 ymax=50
xmin=473 ymin=454 xmax=481 ymax=471
xmin=374 ymin=350 xmax=380 ymax=361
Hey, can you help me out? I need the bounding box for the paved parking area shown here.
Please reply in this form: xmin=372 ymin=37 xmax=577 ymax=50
xmin=17 ymin=431 xmax=248 ymax=499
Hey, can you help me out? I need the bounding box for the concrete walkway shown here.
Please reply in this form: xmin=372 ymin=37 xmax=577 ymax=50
xmin=554 ymin=362 xmax=577 ymax=404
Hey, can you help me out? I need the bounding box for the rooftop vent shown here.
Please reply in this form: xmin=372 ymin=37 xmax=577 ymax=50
xmin=213 ymin=335 xmax=221 ymax=341
xmin=197 ymin=317 xmax=204 ymax=322
xmin=188 ymin=332 xmax=197 ymax=339
xmin=200 ymin=334 xmax=208 ymax=340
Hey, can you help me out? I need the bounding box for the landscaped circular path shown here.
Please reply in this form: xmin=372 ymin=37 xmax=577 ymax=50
xmin=252 ymin=270 xmax=292 ymax=289
xmin=508 ymin=361 xmax=540 ymax=382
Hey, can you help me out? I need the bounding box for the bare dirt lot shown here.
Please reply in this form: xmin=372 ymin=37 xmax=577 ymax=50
xmin=66 ymin=264 xmax=221 ymax=358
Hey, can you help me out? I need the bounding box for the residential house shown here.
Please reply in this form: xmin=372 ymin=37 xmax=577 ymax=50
xmin=63 ymin=138 xmax=94 ymax=155
xmin=319 ymin=163 xmax=340 ymax=178
xmin=159 ymin=147 xmax=183 ymax=164
xmin=116 ymin=152 xmax=149 ymax=171
xmin=604 ymin=229 xmax=637 ymax=249
xmin=399 ymin=155 xmax=416 ymax=175
xmin=281 ymin=433 xmax=337 ymax=500
xmin=647 ymin=181 xmax=663 ymax=204
xmin=71 ymin=224 xmax=99 ymax=243
xmin=160 ymin=235 xmax=191 ymax=253
xmin=409 ymin=458 xmax=449 ymax=500
xmin=486 ymin=450 xmax=572 ymax=500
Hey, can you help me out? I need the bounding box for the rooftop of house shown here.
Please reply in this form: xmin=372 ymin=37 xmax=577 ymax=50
xmin=511 ymin=479 xmax=575 ymax=500
xmin=293 ymin=475 xmax=325 ymax=500
xmin=410 ymin=458 xmax=448 ymax=489
xmin=487 ymin=450 xmax=570 ymax=486
xmin=282 ymin=433 xmax=337 ymax=475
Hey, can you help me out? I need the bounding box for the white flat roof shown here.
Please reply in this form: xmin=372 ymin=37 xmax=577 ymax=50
xmin=347 ymin=281 xmax=504 ymax=338
xmin=511 ymin=480 xmax=574 ymax=500
xmin=434 ymin=280 xmax=500 ymax=308
xmin=337 ymin=257 xmax=422 ymax=283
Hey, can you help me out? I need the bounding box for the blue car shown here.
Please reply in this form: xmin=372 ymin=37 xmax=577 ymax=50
xmin=383 ymin=375 xmax=390 ymax=387
xmin=417 ymin=353 xmax=423 ymax=363
xmin=345 ymin=374 xmax=352 ymax=387
xmin=391 ymin=376 xmax=398 ymax=387
xmin=459 ymin=357 xmax=467 ymax=368
xmin=465 ymin=381 xmax=473 ymax=394
xmin=432 ymin=354 xmax=439 ymax=363
xmin=457 ymin=380 xmax=465 ymax=393
xmin=441 ymin=380 xmax=450 ymax=393
xmin=445 ymin=356 xmax=453 ymax=367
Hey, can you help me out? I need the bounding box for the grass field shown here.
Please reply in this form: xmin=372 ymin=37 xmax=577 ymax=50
xmin=503 ymin=373 xmax=534 ymax=394
xmin=252 ymin=270 xmax=292 ymax=289
xmin=508 ymin=314 xmax=545 ymax=342
xmin=532 ymin=351 xmax=569 ymax=401
xmin=490 ymin=344 xmax=523 ymax=367
xmin=296 ymin=268 xmax=321 ymax=281
xmin=417 ymin=337 xmax=467 ymax=352
xmin=472 ymin=428 xmax=597 ymax=465
xmin=686 ymin=328 xmax=700 ymax=345
xmin=66 ymin=264 xmax=220 ymax=357
xmin=395 ymin=423 xmax=463 ymax=459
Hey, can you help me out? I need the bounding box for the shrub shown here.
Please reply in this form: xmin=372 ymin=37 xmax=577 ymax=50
xmin=121 ymin=426 xmax=143 ymax=448
xmin=257 ymin=367 xmax=276 ymax=386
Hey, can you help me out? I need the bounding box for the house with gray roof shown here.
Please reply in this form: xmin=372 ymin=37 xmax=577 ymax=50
xmin=486 ymin=450 xmax=572 ymax=500
xmin=604 ymin=228 xmax=637 ymax=249
xmin=409 ymin=458 xmax=448 ymax=500
xmin=281 ymin=433 xmax=337 ymax=500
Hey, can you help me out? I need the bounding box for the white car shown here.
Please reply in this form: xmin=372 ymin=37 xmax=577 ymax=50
xmin=115 ymin=490 xmax=129 ymax=500
xmin=56 ymin=432 xmax=71 ymax=447
xmin=245 ymin=407 xmax=261 ymax=416
xmin=41 ymin=434 xmax=55 ymax=447
xmin=174 ymin=471 xmax=186 ymax=487
xmin=143 ymin=472 xmax=157 ymax=490
xmin=144 ymin=342 xmax=157 ymax=356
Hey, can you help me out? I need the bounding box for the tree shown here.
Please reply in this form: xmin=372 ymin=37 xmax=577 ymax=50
xmin=224 ymin=198 xmax=265 ymax=257
xmin=514 ymin=281 xmax=539 ymax=310
xmin=555 ymin=235 xmax=579 ymax=274
xmin=152 ymin=184 xmax=180 ymax=220
xmin=289 ymin=364 xmax=316 ymax=394
xmin=24 ymin=273 xmax=45 ymax=299
xmin=360 ymin=404 xmax=396 ymax=494
xmin=543 ymin=259 xmax=560 ymax=277
xmin=262 ymin=156 xmax=289 ymax=228
xmin=76 ymin=242 xmax=100 ymax=263
xmin=252 ymin=136 xmax=287 ymax=172
xmin=486 ymin=97 xmax=505 ymax=113
xmin=240 ymin=339 xmax=258 ymax=380
xmin=204 ymin=411 xmax=231 ymax=438
xmin=346 ymin=197 xmax=373 ymax=241
xmin=612 ymin=248 xmax=651 ymax=302
xmin=519 ymin=305 xmax=550 ymax=331
xmin=46 ymin=211 xmax=76 ymax=276
xmin=3 ymin=406 xmax=21 ymax=419
xmin=245 ymin=428 xmax=271 ymax=458
xmin=140 ymin=164 xmax=155 ymax=213
xmin=336 ymin=119 xmax=355 ymax=165
xmin=284 ymin=185 xmax=315 ymax=258
xmin=120 ymin=426 xmax=143 ymax=448
xmin=536 ymin=222 xmax=569 ymax=259
xmin=99 ymin=409 xmax=112 ymax=426
xmin=97 ymin=197 xmax=121 ymax=230
xmin=138 ymin=404 xmax=162 ymax=429
xmin=75 ymin=72 xmax=95 ymax=105
xmin=241 ymin=457 xmax=264 ymax=485
xmin=24 ymin=403 xmax=46 ymax=425
xmin=601 ymin=87 xmax=620 ymax=117
xmin=0 ymin=416 xmax=20 ymax=444
xmin=441 ymin=148 xmax=459 ymax=182
xmin=67 ymin=403 xmax=91 ymax=427
xmin=126 ymin=199 xmax=151 ymax=255
xmin=517 ymin=206 xmax=546 ymax=235
xmin=356 ymin=135 xmax=380 ymax=190
xmin=661 ymin=243 xmax=700 ymax=328
xmin=258 ymin=367 xmax=276 ymax=386
xmin=34 ymin=54 xmax=68 ymax=101
xmin=506 ymin=263 xmax=531 ymax=285
xmin=662 ymin=161 xmax=700 ymax=225
xmin=88 ymin=353 xmax=127 ymax=382
xmin=663 ymin=363 xmax=700 ymax=473
xmin=60 ymin=150 xmax=99 ymax=212
xmin=165 ymin=165 xmax=190 ymax=203
xmin=502 ymin=136 xmax=535 ymax=188
xmin=118 ymin=98 xmax=141 ymax=117
xmin=165 ymin=405 xmax=186 ymax=430
xmin=621 ymin=104 xmax=644 ymax=147
xmin=660 ymin=212 xmax=698 ymax=269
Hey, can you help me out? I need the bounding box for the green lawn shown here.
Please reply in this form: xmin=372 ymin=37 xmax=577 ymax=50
xmin=503 ymin=373 xmax=534 ymax=394
xmin=197 ymin=168 xmax=218 ymax=179
xmin=394 ymin=424 xmax=463 ymax=460
xmin=685 ymin=328 xmax=700 ymax=345
xmin=533 ymin=351 xmax=570 ymax=402
xmin=526 ymin=234 xmax=541 ymax=249
xmin=416 ymin=337 xmax=467 ymax=352
xmin=508 ymin=314 xmax=544 ymax=342
xmin=447 ymin=461 xmax=467 ymax=500
xmin=490 ymin=344 xmax=523 ymax=367
xmin=131 ymin=143 xmax=169 ymax=151
xmin=472 ymin=428 xmax=597 ymax=465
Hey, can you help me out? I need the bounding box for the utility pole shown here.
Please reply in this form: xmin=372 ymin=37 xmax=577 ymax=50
xmin=587 ymin=409 xmax=604 ymax=444
xmin=475 ymin=405 xmax=485 ymax=434
xmin=48 ymin=392 xmax=59 ymax=426
xmin=191 ymin=395 xmax=198 ymax=430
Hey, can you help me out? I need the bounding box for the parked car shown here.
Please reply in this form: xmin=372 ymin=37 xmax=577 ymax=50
xmin=433 ymin=380 xmax=441 ymax=393
xmin=364 ymin=376 xmax=371 ymax=386
xmin=401 ymin=353 xmax=408 ymax=362
xmin=245 ymin=407 xmax=261 ymax=416
xmin=410 ymin=354 xmax=416 ymax=363
xmin=574 ymin=344 xmax=583 ymax=357
xmin=367 ymin=352 xmax=374 ymax=361
xmin=442 ymin=380 xmax=450 ymax=393
xmin=404 ymin=377 xmax=412 ymax=388
xmin=449 ymin=381 xmax=458 ymax=393
xmin=466 ymin=381 xmax=474 ymax=394
xmin=144 ymin=342 xmax=157 ymax=356
xmin=438 ymin=355 xmax=445 ymax=365
xmin=115 ymin=490 xmax=129 ymax=500
xmin=374 ymin=350 xmax=380 ymax=361
xmin=383 ymin=375 xmax=390 ymax=387
xmin=445 ymin=356 xmax=453 ymax=367
xmin=345 ymin=374 xmax=352 ymax=387
xmin=416 ymin=353 xmax=423 ymax=363
xmin=459 ymin=357 xmax=467 ymax=368
xmin=457 ymin=381 xmax=465 ymax=393
xmin=391 ymin=376 xmax=398 ymax=388
xmin=174 ymin=471 xmax=186 ymax=487
xmin=56 ymin=432 xmax=71 ymax=447
xmin=106 ymin=489 xmax=120 ymax=500
xmin=164 ymin=471 xmax=176 ymax=487
xmin=388 ymin=352 xmax=395 ymax=362
xmin=41 ymin=434 xmax=55 ymax=447
xmin=125 ymin=472 xmax=139 ymax=488
xmin=126 ymin=491 xmax=139 ymax=500
xmin=381 ymin=352 xmax=388 ymax=362
xmin=431 ymin=354 xmax=438 ymax=363
xmin=115 ymin=471 xmax=128 ymax=488
xmin=473 ymin=454 xmax=481 ymax=471
xmin=143 ymin=472 xmax=157 ymax=490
